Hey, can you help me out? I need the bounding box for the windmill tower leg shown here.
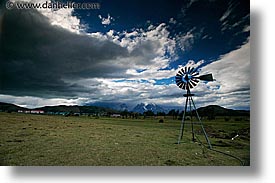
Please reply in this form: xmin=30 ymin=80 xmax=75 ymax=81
xmin=177 ymin=90 xmax=212 ymax=149
xmin=190 ymin=97 xmax=212 ymax=149
xmin=188 ymin=96 xmax=195 ymax=142
xmin=177 ymin=94 xmax=189 ymax=144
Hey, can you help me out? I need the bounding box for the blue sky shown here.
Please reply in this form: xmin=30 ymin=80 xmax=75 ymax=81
xmin=0 ymin=0 xmax=250 ymax=110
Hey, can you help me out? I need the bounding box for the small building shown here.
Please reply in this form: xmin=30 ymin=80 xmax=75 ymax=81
xmin=18 ymin=110 xmax=44 ymax=114
xmin=110 ymin=114 xmax=121 ymax=118
xmin=18 ymin=110 xmax=30 ymax=113
xmin=30 ymin=110 xmax=45 ymax=114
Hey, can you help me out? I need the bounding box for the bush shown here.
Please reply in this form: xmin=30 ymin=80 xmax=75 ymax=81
xmin=234 ymin=118 xmax=242 ymax=121
xmin=224 ymin=117 xmax=230 ymax=122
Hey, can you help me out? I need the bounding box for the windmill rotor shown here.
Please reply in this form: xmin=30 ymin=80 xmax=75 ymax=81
xmin=175 ymin=66 xmax=214 ymax=90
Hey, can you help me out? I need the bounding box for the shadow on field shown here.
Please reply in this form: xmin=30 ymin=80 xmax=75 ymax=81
xmin=9 ymin=11 xmax=261 ymax=180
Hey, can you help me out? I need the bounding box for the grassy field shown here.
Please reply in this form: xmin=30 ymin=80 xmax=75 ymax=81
xmin=0 ymin=112 xmax=250 ymax=166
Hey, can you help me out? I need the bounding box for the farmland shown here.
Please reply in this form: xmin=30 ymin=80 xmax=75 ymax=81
xmin=0 ymin=112 xmax=250 ymax=166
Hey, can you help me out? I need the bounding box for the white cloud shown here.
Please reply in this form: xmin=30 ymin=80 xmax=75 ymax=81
xmin=219 ymin=2 xmax=249 ymax=33
xmin=243 ymin=25 xmax=250 ymax=33
xmin=87 ymin=40 xmax=250 ymax=109
xmin=73 ymin=78 xmax=183 ymax=107
xmin=197 ymin=40 xmax=250 ymax=109
xmin=40 ymin=8 xmax=83 ymax=33
xmin=180 ymin=0 xmax=198 ymax=17
xmin=219 ymin=8 xmax=232 ymax=22
xmin=89 ymin=23 xmax=177 ymax=81
xmin=169 ymin=18 xmax=177 ymax=24
xmin=201 ymin=41 xmax=250 ymax=93
xmin=98 ymin=14 xmax=114 ymax=25
xmin=0 ymin=94 xmax=86 ymax=109
xmin=12 ymin=0 xmax=85 ymax=33
xmin=176 ymin=30 xmax=194 ymax=51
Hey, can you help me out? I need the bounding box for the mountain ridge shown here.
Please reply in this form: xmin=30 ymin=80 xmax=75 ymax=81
xmin=0 ymin=102 xmax=28 ymax=112
xmin=0 ymin=102 xmax=249 ymax=116
xmin=132 ymin=103 xmax=166 ymax=114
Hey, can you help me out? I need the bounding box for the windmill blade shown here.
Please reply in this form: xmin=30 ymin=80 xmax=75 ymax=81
xmin=176 ymin=75 xmax=182 ymax=80
xmin=183 ymin=83 xmax=187 ymax=89
xmin=178 ymin=82 xmax=183 ymax=88
xmin=175 ymin=79 xmax=182 ymax=84
xmin=192 ymin=78 xmax=199 ymax=83
xmin=181 ymin=83 xmax=186 ymax=89
xmin=181 ymin=67 xmax=185 ymax=74
xmin=176 ymin=81 xmax=182 ymax=86
xmin=175 ymin=76 xmax=182 ymax=81
xmin=198 ymin=73 xmax=214 ymax=81
xmin=189 ymin=82 xmax=194 ymax=89
xmin=176 ymin=79 xmax=182 ymax=84
xmin=176 ymin=72 xmax=183 ymax=76
xmin=176 ymin=79 xmax=183 ymax=85
xmin=187 ymin=67 xmax=191 ymax=73
xmin=192 ymin=72 xmax=199 ymax=76
xmin=178 ymin=70 xmax=184 ymax=75
xmin=186 ymin=83 xmax=191 ymax=90
xmin=189 ymin=67 xmax=195 ymax=74
xmin=182 ymin=83 xmax=186 ymax=89
xmin=190 ymin=80 xmax=197 ymax=87
xmin=183 ymin=83 xmax=187 ymax=90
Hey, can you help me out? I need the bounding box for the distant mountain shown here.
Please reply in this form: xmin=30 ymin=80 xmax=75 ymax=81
xmin=196 ymin=105 xmax=250 ymax=117
xmin=164 ymin=105 xmax=183 ymax=112
xmin=35 ymin=105 xmax=118 ymax=114
xmin=132 ymin=103 xmax=166 ymax=114
xmin=119 ymin=103 xmax=128 ymax=111
xmin=0 ymin=102 xmax=118 ymax=114
xmin=86 ymin=102 xmax=182 ymax=114
xmin=35 ymin=105 xmax=81 ymax=113
xmin=0 ymin=102 xmax=27 ymax=112
xmin=85 ymin=102 xmax=130 ymax=111
xmin=0 ymin=102 xmax=250 ymax=117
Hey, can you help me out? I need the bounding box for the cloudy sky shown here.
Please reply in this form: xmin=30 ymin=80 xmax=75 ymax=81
xmin=0 ymin=0 xmax=250 ymax=110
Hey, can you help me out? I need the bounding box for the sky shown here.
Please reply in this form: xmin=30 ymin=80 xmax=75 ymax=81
xmin=0 ymin=0 xmax=250 ymax=110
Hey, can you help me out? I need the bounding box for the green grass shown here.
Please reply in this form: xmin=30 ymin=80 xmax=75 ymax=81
xmin=0 ymin=112 xmax=250 ymax=166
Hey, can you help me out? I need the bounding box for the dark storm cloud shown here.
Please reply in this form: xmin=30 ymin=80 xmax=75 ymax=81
xmin=0 ymin=8 xmax=129 ymax=98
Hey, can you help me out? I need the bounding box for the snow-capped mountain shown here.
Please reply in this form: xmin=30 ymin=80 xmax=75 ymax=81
xmin=132 ymin=103 xmax=166 ymax=114
xmin=86 ymin=102 xmax=182 ymax=114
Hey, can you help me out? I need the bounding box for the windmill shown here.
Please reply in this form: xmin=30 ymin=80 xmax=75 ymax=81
xmin=175 ymin=66 xmax=214 ymax=148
